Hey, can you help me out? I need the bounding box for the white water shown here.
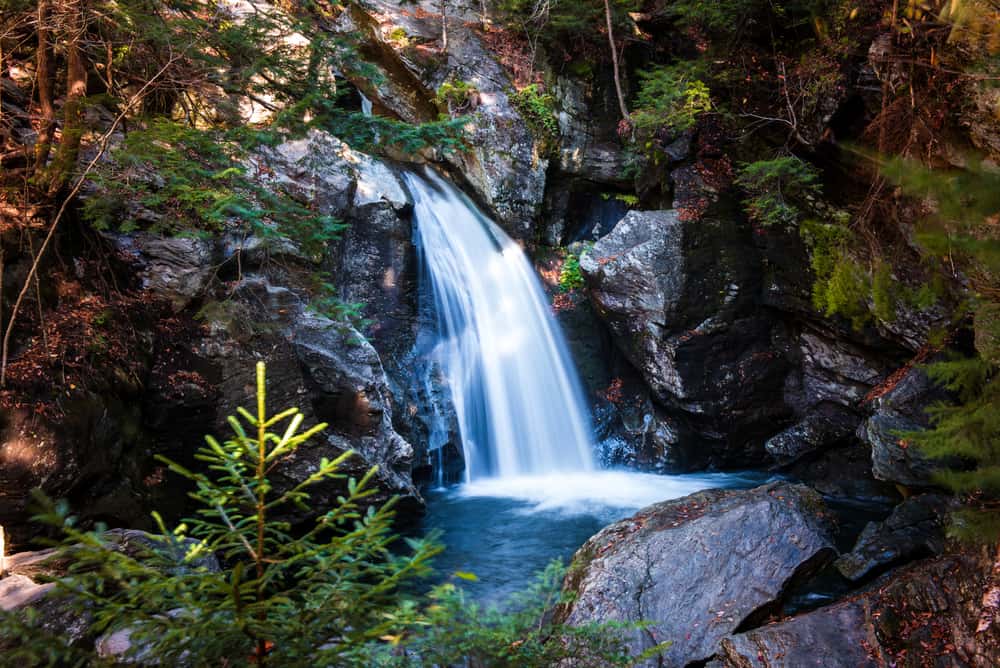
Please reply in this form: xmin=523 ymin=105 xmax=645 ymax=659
xmin=404 ymin=169 xmax=596 ymax=481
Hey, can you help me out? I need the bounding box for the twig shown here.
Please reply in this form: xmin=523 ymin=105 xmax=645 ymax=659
xmin=0 ymin=52 xmax=180 ymax=386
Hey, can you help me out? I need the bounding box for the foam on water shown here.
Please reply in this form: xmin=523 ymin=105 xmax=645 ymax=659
xmin=457 ymin=470 xmax=772 ymax=514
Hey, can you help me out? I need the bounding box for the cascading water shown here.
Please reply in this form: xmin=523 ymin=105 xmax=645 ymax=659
xmin=403 ymin=169 xmax=595 ymax=481
xmin=403 ymin=167 xmax=770 ymax=601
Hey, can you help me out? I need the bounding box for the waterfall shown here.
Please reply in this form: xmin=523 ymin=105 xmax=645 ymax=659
xmin=404 ymin=169 xmax=596 ymax=481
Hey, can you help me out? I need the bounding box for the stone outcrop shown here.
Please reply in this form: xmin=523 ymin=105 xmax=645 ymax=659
xmin=336 ymin=0 xmax=546 ymax=239
xmin=579 ymin=207 xmax=792 ymax=466
xmin=558 ymin=483 xmax=836 ymax=666
xmin=713 ymin=552 xmax=1000 ymax=668
xmin=859 ymin=365 xmax=946 ymax=487
xmin=834 ymin=493 xmax=952 ymax=582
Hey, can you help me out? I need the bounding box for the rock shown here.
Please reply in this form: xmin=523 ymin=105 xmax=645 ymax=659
xmin=0 ymin=530 xmax=219 ymax=651
xmin=338 ymin=0 xmax=547 ymax=238
xmin=834 ymin=494 xmax=952 ymax=582
xmin=0 ymin=574 xmax=55 ymax=611
xmin=859 ymin=365 xmax=945 ymax=487
xmin=715 ymin=551 xmax=1000 ymax=667
xmin=579 ymin=210 xmax=686 ymax=399
xmin=105 ymin=233 xmax=218 ymax=310
xmin=580 ymin=207 xmax=792 ymax=464
xmin=794 ymin=331 xmax=886 ymax=409
xmin=716 ymin=597 xmax=879 ymax=667
xmin=256 ymin=129 xmax=355 ymax=220
xmin=765 ymin=403 xmax=860 ymax=466
xmin=558 ymin=483 xmax=836 ymax=666
xmin=194 ymin=278 xmax=420 ymax=514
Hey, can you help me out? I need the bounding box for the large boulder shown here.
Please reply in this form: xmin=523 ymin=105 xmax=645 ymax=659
xmin=579 ymin=207 xmax=792 ymax=465
xmin=557 ymin=482 xmax=836 ymax=666
xmin=714 ymin=551 xmax=1000 ymax=667
xmin=859 ymin=365 xmax=945 ymax=487
xmin=834 ymin=494 xmax=952 ymax=582
xmin=194 ymin=278 xmax=419 ymax=514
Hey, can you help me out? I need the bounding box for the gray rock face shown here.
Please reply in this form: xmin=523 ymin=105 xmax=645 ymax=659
xmin=558 ymin=483 xmax=836 ymax=666
xmin=340 ymin=0 xmax=546 ymax=238
xmin=579 ymin=210 xmax=686 ymax=399
xmin=859 ymin=365 xmax=943 ymax=487
xmin=715 ymin=552 xmax=1000 ymax=667
xmin=197 ymin=278 xmax=419 ymax=513
xmin=765 ymin=404 xmax=860 ymax=466
xmin=834 ymin=494 xmax=951 ymax=582
xmin=580 ymin=207 xmax=792 ymax=464
xmin=795 ymin=331 xmax=886 ymax=409
xmin=106 ymin=234 xmax=217 ymax=310
xmin=715 ymin=599 xmax=880 ymax=668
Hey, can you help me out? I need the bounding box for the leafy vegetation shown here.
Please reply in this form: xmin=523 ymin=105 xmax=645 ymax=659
xmin=0 ymin=364 xmax=656 ymax=666
xmin=880 ymin=158 xmax=1000 ymax=541
xmin=435 ymin=79 xmax=480 ymax=118
xmin=735 ymin=156 xmax=821 ymax=228
xmin=631 ymin=64 xmax=711 ymax=159
xmin=510 ymin=84 xmax=560 ymax=144
xmin=559 ymin=245 xmax=591 ymax=292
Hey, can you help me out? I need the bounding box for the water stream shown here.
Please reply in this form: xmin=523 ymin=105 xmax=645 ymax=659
xmin=404 ymin=169 xmax=595 ymax=480
xmin=404 ymin=169 xmax=767 ymax=599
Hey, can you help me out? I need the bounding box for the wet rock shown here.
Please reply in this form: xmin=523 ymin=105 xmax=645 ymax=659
xmin=794 ymin=331 xmax=886 ymax=409
xmin=860 ymin=365 xmax=945 ymax=487
xmin=558 ymin=482 xmax=836 ymax=666
xmin=834 ymin=494 xmax=952 ymax=582
xmin=579 ymin=207 xmax=792 ymax=464
xmin=715 ymin=551 xmax=1000 ymax=667
xmin=765 ymin=403 xmax=860 ymax=466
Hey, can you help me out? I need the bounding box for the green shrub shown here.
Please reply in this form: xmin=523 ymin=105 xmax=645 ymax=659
xmin=2 ymin=362 xmax=438 ymax=665
xmin=434 ymin=79 xmax=479 ymax=117
xmin=559 ymin=244 xmax=592 ymax=292
xmin=735 ymin=156 xmax=821 ymax=228
xmin=631 ymin=64 xmax=711 ymax=159
xmin=2 ymin=363 xmax=659 ymax=665
xmin=510 ymin=85 xmax=560 ymax=143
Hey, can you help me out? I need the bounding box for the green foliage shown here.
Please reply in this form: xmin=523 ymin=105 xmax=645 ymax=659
xmin=435 ymin=79 xmax=479 ymax=117
xmin=371 ymin=560 xmax=664 ymax=667
xmin=602 ymin=192 xmax=640 ymax=207
xmin=83 ymin=119 xmax=345 ymax=257
xmin=559 ymin=244 xmax=591 ymax=292
xmin=882 ymin=156 xmax=1000 ymax=540
xmin=665 ymin=0 xmax=831 ymax=37
xmin=510 ymin=85 xmax=560 ymax=144
xmin=735 ymin=156 xmax=821 ymax=228
xmin=799 ymin=216 xmax=871 ymax=329
xmin=495 ymin=0 xmax=640 ymax=52
xmin=308 ymin=275 xmax=371 ymax=332
xmin=631 ymin=64 xmax=711 ymax=159
xmin=2 ymin=364 xmax=655 ymax=665
xmin=2 ymin=362 xmax=439 ymax=665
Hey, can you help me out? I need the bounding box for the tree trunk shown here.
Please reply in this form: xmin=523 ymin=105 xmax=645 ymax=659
xmin=604 ymin=0 xmax=629 ymax=124
xmin=441 ymin=0 xmax=449 ymax=54
xmin=45 ymin=0 xmax=88 ymax=196
xmin=35 ymin=0 xmax=56 ymax=170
